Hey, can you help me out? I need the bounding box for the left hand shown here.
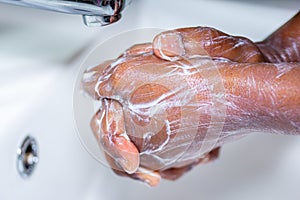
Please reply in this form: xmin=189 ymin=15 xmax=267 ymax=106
xmin=82 ymin=41 xmax=226 ymax=186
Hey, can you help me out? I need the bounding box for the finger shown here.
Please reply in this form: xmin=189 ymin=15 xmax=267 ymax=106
xmin=159 ymin=165 xmax=193 ymax=181
xmin=100 ymin=98 xmax=139 ymax=174
xmin=82 ymin=47 xmax=156 ymax=101
xmin=82 ymin=60 xmax=114 ymax=100
xmin=104 ymin=153 xmax=161 ymax=187
xmin=104 ymin=151 xmax=131 ymax=176
xmin=91 ymin=98 xmax=140 ymax=174
xmin=197 ymin=147 xmax=220 ymax=164
xmin=121 ymin=43 xmax=153 ymax=57
xmin=153 ymin=27 xmax=265 ymax=63
xmin=159 ymin=147 xmax=220 ymax=181
xmin=134 ymin=167 xmax=161 ymax=187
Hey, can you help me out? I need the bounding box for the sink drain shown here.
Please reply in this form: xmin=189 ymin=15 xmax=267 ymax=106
xmin=17 ymin=135 xmax=39 ymax=178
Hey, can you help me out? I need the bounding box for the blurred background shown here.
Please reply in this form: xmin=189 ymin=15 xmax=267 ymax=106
xmin=0 ymin=0 xmax=300 ymax=199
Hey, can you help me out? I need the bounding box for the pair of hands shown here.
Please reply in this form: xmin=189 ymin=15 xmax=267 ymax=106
xmin=82 ymin=12 xmax=300 ymax=186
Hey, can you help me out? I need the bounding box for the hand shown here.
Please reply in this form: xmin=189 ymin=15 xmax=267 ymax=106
xmin=83 ymin=45 xmax=224 ymax=186
xmin=82 ymin=12 xmax=300 ymax=186
xmin=152 ymin=12 xmax=300 ymax=63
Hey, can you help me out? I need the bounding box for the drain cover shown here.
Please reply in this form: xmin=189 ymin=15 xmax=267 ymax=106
xmin=17 ymin=135 xmax=39 ymax=178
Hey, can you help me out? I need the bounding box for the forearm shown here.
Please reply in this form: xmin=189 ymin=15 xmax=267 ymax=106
xmin=257 ymin=12 xmax=300 ymax=63
xmin=219 ymin=62 xmax=300 ymax=135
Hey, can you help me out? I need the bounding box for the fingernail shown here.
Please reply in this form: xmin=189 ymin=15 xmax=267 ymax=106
xmin=118 ymin=154 xmax=139 ymax=174
xmin=114 ymin=136 xmax=140 ymax=174
xmin=154 ymin=32 xmax=185 ymax=61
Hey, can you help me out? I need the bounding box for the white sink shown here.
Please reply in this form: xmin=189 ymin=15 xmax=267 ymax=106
xmin=1 ymin=0 xmax=300 ymax=199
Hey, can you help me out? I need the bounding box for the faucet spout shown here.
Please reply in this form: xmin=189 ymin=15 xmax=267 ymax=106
xmin=0 ymin=0 xmax=131 ymax=26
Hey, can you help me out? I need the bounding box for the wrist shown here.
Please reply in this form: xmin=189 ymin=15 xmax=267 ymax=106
xmin=219 ymin=62 xmax=300 ymax=134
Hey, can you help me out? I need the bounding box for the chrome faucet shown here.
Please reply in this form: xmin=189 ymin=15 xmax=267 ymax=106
xmin=0 ymin=0 xmax=131 ymax=26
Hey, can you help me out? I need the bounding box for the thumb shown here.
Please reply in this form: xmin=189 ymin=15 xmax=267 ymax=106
xmin=152 ymin=27 xmax=264 ymax=63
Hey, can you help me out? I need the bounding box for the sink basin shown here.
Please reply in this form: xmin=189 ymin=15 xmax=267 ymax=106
xmin=0 ymin=0 xmax=300 ymax=199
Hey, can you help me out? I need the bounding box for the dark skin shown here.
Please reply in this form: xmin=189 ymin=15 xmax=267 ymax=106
xmin=83 ymin=12 xmax=300 ymax=186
